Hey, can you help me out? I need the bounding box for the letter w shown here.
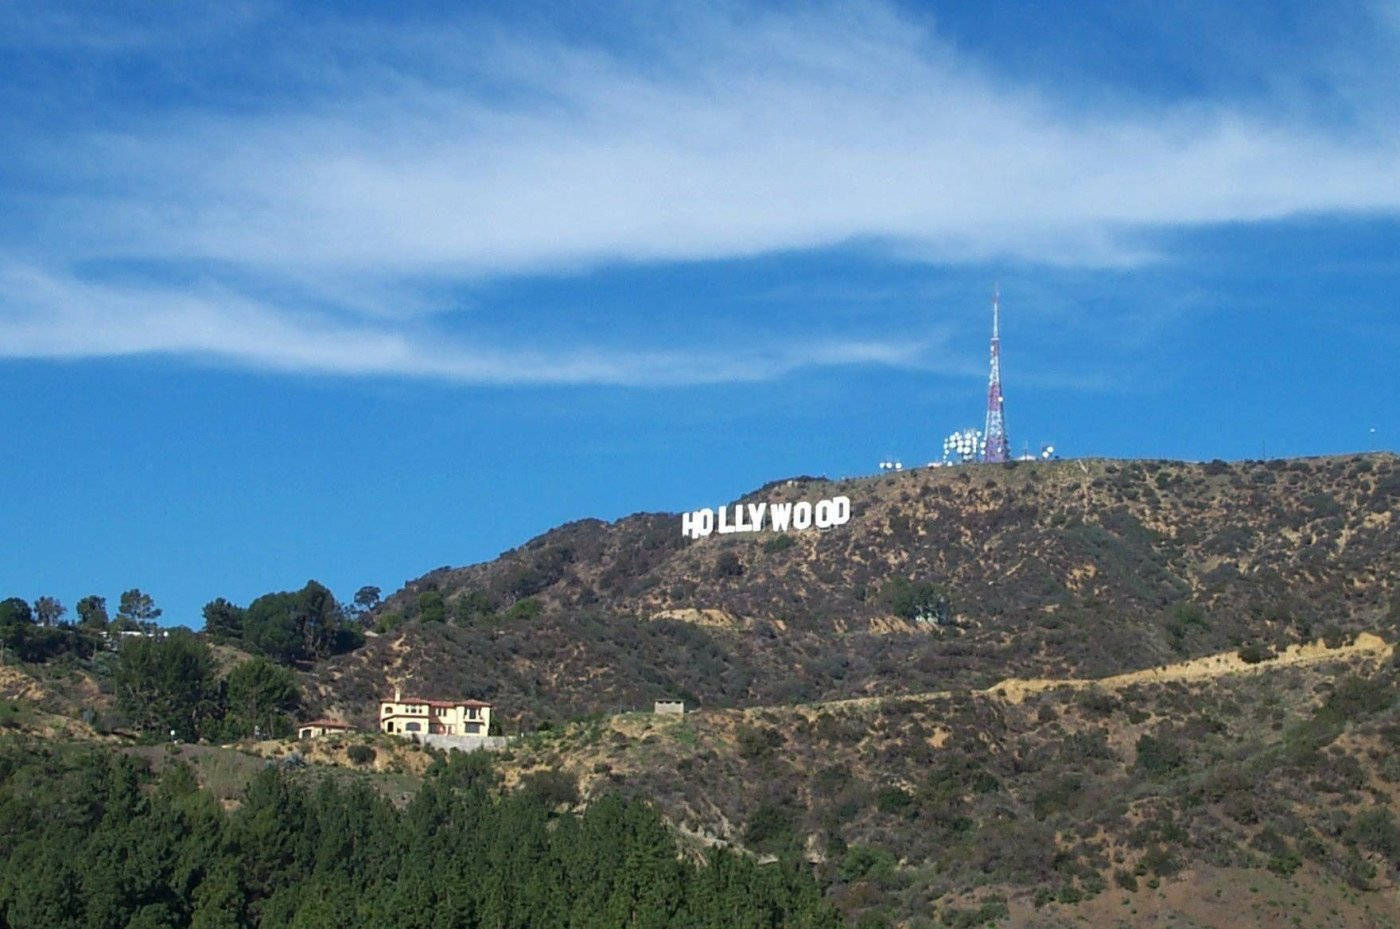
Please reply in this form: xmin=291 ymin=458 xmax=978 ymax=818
xmin=769 ymin=502 xmax=792 ymax=532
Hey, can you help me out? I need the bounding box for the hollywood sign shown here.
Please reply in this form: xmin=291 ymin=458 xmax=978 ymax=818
xmin=681 ymin=495 xmax=851 ymax=539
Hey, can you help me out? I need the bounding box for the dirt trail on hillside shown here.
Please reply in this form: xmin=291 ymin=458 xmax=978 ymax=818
xmin=989 ymin=633 xmax=1391 ymax=704
xmin=778 ymin=633 xmax=1393 ymax=716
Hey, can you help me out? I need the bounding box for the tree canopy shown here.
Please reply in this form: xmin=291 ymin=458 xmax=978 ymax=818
xmin=0 ymin=741 xmax=840 ymax=929
xmin=116 ymin=588 xmax=162 ymax=628
xmin=76 ymin=595 xmax=109 ymax=630
xmin=114 ymin=632 xmax=218 ymax=740
xmin=881 ymin=577 xmax=951 ymax=625
xmin=202 ymin=581 xmax=363 ymax=666
xmin=0 ymin=595 xmax=95 ymax=664
xmin=223 ymin=657 xmax=300 ymax=739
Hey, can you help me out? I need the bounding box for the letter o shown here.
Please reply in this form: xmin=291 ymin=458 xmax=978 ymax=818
xmin=697 ymin=508 xmax=715 ymax=537
xmin=815 ymin=499 xmax=835 ymax=529
xmin=793 ymin=501 xmax=813 ymax=530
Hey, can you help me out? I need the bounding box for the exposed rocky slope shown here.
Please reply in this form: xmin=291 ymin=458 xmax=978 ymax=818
xmin=493 ymin=634 xmax=1400 ymax=928
xmin=307 ymin=453 xmax=1398 ymax=727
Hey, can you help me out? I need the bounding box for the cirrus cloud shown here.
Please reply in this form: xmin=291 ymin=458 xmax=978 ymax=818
xmin=1 ymin=1 xmax=1398 ymax=382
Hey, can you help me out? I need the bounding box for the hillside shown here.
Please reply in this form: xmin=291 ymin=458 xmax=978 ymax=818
xmin=306 ymin=453 xmax=1399 ymax=727
xmin=64 ymin=629 xmax=1393 ymax=929
xmin=2 ymin=452 xmax=1397 ymax=928
xmin=490 ymin=633 xmax=1400 ymax=929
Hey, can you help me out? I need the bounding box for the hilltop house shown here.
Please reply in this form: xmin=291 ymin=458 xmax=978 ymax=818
xmin=380 ymin=688 xmax=492 ymax=737
xmin=298 ymin=719 xmax=355 ymax=739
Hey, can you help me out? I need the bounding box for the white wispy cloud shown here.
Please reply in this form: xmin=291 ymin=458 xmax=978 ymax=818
xmin=0 ymin=262 xmax=925 ymax=384
xmin=2 ymin=1 xmax=1397 ymax=382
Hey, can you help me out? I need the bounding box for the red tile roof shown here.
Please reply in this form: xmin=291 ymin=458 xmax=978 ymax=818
xmin=386 ymin=697 xmax=492 ymax=709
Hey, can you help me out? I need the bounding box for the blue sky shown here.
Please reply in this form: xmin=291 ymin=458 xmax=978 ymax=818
xmin=1 ymin=0 xmax=1396 ymax=625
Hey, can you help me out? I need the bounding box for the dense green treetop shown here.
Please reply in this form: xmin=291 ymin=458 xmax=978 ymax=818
xmin=223 ymin=658 xmax=300 ymax=739
xmin=114 ymin=632 xmax=219 ymax=740
xmin=117 ymin=588 xmax=163 ymax=627
xmin=204 ymin=581 xmax=362 ymax=666
xmin=0 ymin=741 xmax=840 ymax=929
xmin=76 ymin=595 xmax=109 ymax=630
xmin=31 ymin=596 xmax=64 ymax=627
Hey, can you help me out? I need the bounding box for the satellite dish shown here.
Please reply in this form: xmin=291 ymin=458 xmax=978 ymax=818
xmin=941 ymin=427 xmax=985 ymax=465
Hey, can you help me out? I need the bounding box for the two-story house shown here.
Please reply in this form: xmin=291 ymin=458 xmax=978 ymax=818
xmin=379 ymin=688 xmax=493 ymax=737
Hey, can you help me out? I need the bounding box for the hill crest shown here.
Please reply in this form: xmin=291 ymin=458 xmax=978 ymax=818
xmin=307 ymin=453 xmax=1399 ymax=728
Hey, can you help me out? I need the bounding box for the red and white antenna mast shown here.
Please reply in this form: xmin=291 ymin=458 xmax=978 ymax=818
xmin=982 ymin=287 xmax=1009 ymax=463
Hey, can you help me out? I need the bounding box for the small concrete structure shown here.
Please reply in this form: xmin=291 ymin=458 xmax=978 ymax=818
xmin=653 ymin=699 xmax=685 ymax=715
xmin=297 ymin=719 xmax=355 ymax=739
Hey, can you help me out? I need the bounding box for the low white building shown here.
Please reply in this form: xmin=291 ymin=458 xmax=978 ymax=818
xmin=297 ymin=719 xmax=355 ymax=739
xmin=380 ymin=688 xmax=492 ymax=737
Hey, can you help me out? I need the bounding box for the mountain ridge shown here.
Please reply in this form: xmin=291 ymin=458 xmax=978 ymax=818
xmin=305 ymin=452 xmax=1399 ymax=728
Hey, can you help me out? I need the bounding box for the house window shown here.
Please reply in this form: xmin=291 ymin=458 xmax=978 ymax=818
xmin=406 ymin=722 xmax=421 ymax=732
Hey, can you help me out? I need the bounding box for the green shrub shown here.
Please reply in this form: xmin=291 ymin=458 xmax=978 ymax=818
xmin=416 ymin=590 xmax=446 ymax=623
xmin=1282 ymin=711 xmax=1344 ymax=764
xmin=453 ymin=589 xmax=495 ymax=625
xmin=1326 ymin=675 xmax=1393 ymax=720
xmin=1135 ymin=734 xmax=1186 ymax=776
xmin=346 ymin=744 xmax=376 ymax=765
xmin=503 ymin=598 xmax=542 ymax=622
xmin=519 ymin=769 xmax=580 ymax=807
xmin=1319 ymin=624 xmax=1349 ymax=648
xmin=881 ymin=577 xmax=950 ymax=624
xmin=1351 ymin=808 xmax=1400 ymax=865
xmin=939 ymin=898 xmax=1008 ymax=929
xmin=763 ymin=534 xmax=796 ymax=554
xmin=874 ymin=786 xmax=913 ymax=814
xmin=1140 ymin=844 xmax=1181 ymax=877
xmin=743 ymin=801 xmax=798 ymax=853
xmin=713 ymin=551 xmax=744 ymax=578
xmin=839 ymin=845 xmax=897 ymax=883
xmin=736 ymin=724 xmax=781 ymax=760
xmin=1236 ymin=643 xmax=1271 ymax=664
xmin=1031 ymin=773 xmax=1083 ymax=818
xmin=1076 ymin=687 xmax=1118 ymax=716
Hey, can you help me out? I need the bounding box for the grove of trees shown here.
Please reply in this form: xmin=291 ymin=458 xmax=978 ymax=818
xmin=0 ymin=596 xmax=96 ymax=664
xmin=114 ymin=633 xmax=301 ymax=740
xmin=0 ymin=743 xmax=840 ymax=929
xmin=0 ymin=588 xmax=171 ymax=665
xmin=880 ymin=577 xmax=951 ymax=625
xmin=201 ymin=580 xmax=363 ymax=665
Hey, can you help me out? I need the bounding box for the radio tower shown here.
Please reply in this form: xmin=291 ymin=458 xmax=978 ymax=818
xmin=982 ymin=288 xmax=1010 ymax=463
